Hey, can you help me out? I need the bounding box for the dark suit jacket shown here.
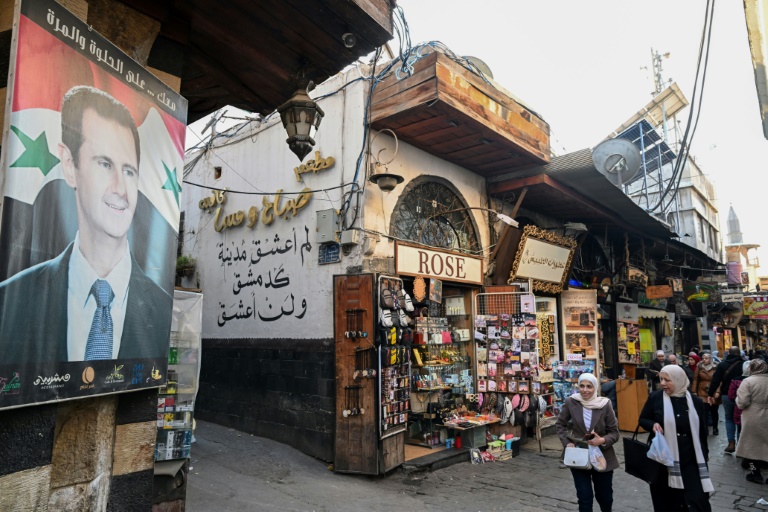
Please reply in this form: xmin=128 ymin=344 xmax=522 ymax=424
xmin=556 ymin=396 xmax=621 ymax=471
xmin=0 ymin=243 xmax=172 ymax=363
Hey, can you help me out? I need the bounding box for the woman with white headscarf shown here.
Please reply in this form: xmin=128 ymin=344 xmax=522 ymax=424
xmin=639 ymin=365 xmax=712 ymax=511
xmin=556 ymin=373 xmax=620 ymax=512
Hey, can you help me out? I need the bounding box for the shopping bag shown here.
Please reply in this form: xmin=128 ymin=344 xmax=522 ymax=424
xmin=589 ymin=445 xmax=608 ymax=472
xmin=623 ymin=426 xmax=666 ymax=484
xmin=563 ymin=446 xmax=592 ymax=470
xmin=647 ymin=432 xmax=675 ymax=467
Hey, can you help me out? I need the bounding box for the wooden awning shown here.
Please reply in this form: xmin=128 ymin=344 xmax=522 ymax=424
xmin=117 ymin=0 xmax=395 ymax=122
xmin=371 ymin=51 xmax=550 ymax=177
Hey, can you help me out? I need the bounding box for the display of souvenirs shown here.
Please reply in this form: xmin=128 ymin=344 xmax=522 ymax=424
xmin=474 ymin=312 xmax=542 ymax=392
xmin=551 ymin=360 xmax=596 ymax=415
xmin=617 ymin=320 xmax=642 ymax=365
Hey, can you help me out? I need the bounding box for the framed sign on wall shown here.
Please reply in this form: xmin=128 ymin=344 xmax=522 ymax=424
xmin=508 ymin=225 xmax=577 ymax=293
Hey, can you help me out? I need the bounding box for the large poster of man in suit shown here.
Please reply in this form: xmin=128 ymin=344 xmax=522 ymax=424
xmin=0 ymin=0 xmax=186 ymax=408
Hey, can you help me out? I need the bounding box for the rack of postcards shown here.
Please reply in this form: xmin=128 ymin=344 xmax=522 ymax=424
xmin=474 ymin=292 xmax=540 ymax=397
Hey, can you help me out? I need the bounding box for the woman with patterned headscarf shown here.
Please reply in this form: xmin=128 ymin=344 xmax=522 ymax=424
xmin=735 ymin=359 xmax=768 ymax=484
xmin=639 ymin=365 xmax=712 ymax=511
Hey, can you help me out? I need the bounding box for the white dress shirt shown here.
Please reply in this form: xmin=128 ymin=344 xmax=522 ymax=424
xmin=583 ymin=408 xmax=593 ymax=432
xmin=67 ymin=232 xmax=132 ymax=361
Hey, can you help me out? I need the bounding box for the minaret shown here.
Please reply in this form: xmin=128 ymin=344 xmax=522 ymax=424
xmin=727 ymin=205 xmax=743 ymax=244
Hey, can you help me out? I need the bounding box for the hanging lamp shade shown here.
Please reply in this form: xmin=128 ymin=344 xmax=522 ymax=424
xmin=278 ymin=87 xmax=324 ymax=161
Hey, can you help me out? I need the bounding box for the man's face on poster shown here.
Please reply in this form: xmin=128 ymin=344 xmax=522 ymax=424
xmin=67 ymin=108 xmax=139 ymax=242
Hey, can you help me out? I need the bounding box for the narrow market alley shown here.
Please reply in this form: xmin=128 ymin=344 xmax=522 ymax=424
xmin=187 ymin=420 xmax=765 ymax=512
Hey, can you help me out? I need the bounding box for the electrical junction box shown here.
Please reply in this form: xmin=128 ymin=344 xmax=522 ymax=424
xmin=340 ymin=230 xmax=360 ymax=246
xmin=316 ymin=209 xmax=339 ymax=244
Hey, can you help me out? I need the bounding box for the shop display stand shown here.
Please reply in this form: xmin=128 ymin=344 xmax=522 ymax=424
xmin=155 ymin=291 xmax=202 ymax=462
xmin=379 ymin=352 xmax=411 ymax=439
xmin=550 ymin=360 xmax=596 ymax=430
xmin=533 ymin=388 xmax=556 ymax=452
xmin=408 ymin=297 xmax=473 ymax=448
xmin=473 ymin=291 xmax=540 ymax=395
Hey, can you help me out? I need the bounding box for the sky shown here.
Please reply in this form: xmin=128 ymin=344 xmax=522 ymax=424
xmin=187 ymin=1 xmax=768 ymax=272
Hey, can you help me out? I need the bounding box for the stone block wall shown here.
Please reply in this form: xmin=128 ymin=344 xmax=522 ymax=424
xmin=0 ymin=390 xmax=158 ymax=511
xmin=196 ymin=338 xmax=335 ymax=462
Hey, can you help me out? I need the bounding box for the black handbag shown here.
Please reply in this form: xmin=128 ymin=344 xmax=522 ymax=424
xmin=623 ymin=425 xmax=666 ymax=485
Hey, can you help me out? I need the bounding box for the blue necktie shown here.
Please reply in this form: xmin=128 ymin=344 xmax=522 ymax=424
xmin=84 ymin=279 xmax=115 ymax=360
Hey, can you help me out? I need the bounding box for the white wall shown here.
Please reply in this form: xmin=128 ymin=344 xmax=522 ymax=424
xmin=181 ymin=69 xmax=493 ymax=340
xmin=181 ymin=70 xmax=368 ymax=339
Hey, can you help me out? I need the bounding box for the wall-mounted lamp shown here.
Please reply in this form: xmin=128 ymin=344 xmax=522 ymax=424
xmin=368 ymin=128 xmax=403 ymax=192
xmin=278 ymin=79 xmax=324 ymax=161
xmin=368 ymin=165 xmax=404 ymax=191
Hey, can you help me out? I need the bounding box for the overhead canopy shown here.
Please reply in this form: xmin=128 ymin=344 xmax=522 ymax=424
xmin=488 ymin=148 xmax=676 ymax=239
xmin=638 ymin=307 xmax=669 ymax=319
xmin=117 ymin=0 xmax=395 ymax=122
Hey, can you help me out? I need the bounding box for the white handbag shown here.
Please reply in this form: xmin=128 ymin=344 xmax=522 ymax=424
xmin=563 ymin=446 xmax=592 ymax=470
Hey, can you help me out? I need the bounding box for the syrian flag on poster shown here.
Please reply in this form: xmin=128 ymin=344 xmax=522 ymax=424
xmin=2 ymin=0 xmax=187 ymax=233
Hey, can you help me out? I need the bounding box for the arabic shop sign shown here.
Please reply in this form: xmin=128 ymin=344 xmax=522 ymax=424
xmin=509 ymin=225 xmax=577 ymax=293
xmin=645 ymin=285 xmax=673 ymax=299
xmin=198 ymin=187 xmax=313 ymax=233
xmin=683 ymin=282 xmax=711 ymax=302
xmin=395 ymin=243 xmax=483 ymax=285
xmin=744 ymin=296 xmax=768 ymax=318
xmin=293 ymin=151 xmax=335 ymax=182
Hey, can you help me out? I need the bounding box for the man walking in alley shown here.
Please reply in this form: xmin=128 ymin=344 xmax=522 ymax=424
xmin=708 ymin=346 xmax=745 ymax=452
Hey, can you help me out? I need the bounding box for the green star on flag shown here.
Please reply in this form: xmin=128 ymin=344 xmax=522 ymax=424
xmin=161 ymin=161 xmax=181 ymax=206
xmin=9 ymin=126 xmax=60 ymax=176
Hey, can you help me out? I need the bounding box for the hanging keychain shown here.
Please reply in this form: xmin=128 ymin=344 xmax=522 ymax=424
xmin=342 ymin=386 xmax=351 ymax=417
xmin=345 ymin=309 xmax=351 ymax=339
xmin=356 ymin=386 xmax=364 ymax=415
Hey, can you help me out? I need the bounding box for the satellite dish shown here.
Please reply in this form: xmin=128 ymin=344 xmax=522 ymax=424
xmin=591 ymin=139 xmax=642 ymax=187
xmin=465 ymin=56 xmax=494 ymax=79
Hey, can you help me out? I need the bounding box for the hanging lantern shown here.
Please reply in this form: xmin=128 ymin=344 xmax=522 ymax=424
xmin=278 ymin=84 xmax=324 ymax=161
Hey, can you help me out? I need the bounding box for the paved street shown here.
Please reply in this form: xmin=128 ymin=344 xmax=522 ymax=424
xmin=187 ymin=419 xmax=768 ymax=511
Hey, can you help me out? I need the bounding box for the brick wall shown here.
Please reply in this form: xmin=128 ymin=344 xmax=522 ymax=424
xmin=196 ymin=338 xmax=335 ymax=462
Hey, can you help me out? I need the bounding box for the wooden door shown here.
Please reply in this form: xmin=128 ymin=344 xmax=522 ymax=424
xmin=333 ymin=274 xmax=378 ymax=474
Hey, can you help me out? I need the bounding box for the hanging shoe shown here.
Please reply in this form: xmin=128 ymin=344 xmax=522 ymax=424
xmin=725 ymin=441 xmax=736 ymax=453
xmin=712 ymin=427 xmax=719 ymax=436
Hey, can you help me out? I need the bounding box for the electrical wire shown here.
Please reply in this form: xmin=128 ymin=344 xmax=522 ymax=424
xmin=648 ymin=0 xmax=715 ymax=213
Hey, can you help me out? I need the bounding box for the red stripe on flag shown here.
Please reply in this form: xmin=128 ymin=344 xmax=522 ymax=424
xmin=12 ymin=15 xmax=185 ymax=158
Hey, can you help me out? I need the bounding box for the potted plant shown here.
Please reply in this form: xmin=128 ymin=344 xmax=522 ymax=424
xmin=176 ymin=255 xmax=196 ymax=277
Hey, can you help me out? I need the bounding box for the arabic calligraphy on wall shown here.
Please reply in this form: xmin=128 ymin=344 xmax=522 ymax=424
xmin=198 ymin=188 xmax=313 ymax=233
xmin=293 ymin=151 xmax=335 ymax=182
xmin=216 ymin=225 xmax=313 ymax=327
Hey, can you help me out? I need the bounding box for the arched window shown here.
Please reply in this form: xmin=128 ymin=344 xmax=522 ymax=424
xmin=391 ymin=180 xmax=480 ymax=254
